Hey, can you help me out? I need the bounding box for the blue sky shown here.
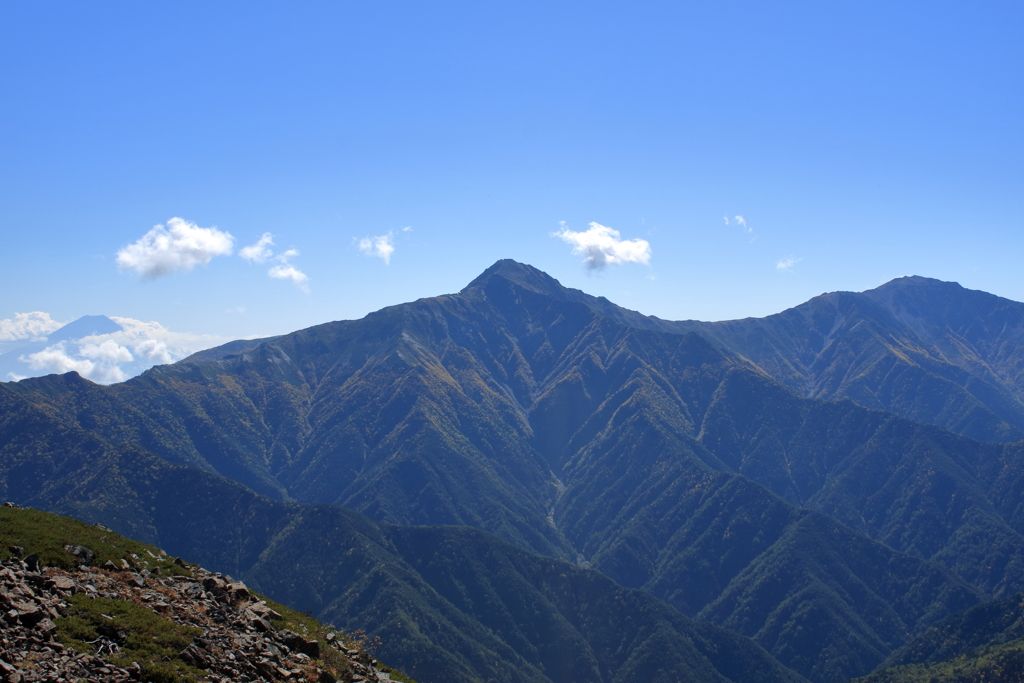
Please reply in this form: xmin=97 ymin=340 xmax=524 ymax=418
xmin=2 ymin=2 xmax=1022 ymax=381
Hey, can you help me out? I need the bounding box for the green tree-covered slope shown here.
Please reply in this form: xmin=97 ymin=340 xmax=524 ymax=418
xmin=671 ymin=276 xmax=1024 ymax=442
xmin=0 ymin=428 xmax=802 ymax=683
xmin=4 ymin=260 xmax=1024 ymax=683
xmin=848 ymin=592 xmax=1024 ymax=683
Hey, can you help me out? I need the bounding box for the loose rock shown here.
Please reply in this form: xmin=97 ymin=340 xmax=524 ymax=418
xmin=0 ymin=556 xmax=393 ymax=682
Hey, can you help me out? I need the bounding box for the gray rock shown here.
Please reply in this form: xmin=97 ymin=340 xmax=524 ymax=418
xmin=279 ymin=629 xmax=320 ymax=658
xmin=64 ymin=544 xmax=95 ymax=565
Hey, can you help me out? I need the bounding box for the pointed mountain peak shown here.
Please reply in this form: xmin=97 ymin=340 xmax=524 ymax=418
xmin=462 ymin=259 xmax=678 ymax=333
xmin=47 ymin=315 xmax=123 ymax=344
xmin=871 ymin=275 xmax=963 ymax=294
xmin=463 ymin=259 xmax=570 ymax=298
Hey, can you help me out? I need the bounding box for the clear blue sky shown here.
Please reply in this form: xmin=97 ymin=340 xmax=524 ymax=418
xmin=2 ymin=2 xmax=1022 ymax=376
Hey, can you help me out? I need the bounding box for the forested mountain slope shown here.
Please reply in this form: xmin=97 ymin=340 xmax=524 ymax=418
xmin=672 ymin=276 xmax=1024 ymax=442
xmin=849 ymin=592 xmax=1024 ymax=682
xmin=0 ymin=408 xmax=802 ymax=683
xmin=3 ymin=260 xmax=1024 ymax=682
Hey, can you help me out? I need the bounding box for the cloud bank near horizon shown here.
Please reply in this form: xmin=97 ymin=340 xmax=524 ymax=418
xmin=0 ymin=312 xmax=65 ymax=342
xmin=5 ymin=314 xmax=227 ymax=384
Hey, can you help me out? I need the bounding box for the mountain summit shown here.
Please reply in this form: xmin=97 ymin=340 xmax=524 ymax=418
xmin=3 ymin=261 xmax=1024 ymax=683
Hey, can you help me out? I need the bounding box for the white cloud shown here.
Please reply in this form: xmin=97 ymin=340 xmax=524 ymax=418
xmin=401 ymin=226 xmax=412 ymax=232
xmin=8 ymin=315 xmax=229 ymax=385
xmin=269 ymin=264 xmax=310 ymax=292
xmin=735 ymin=215 xmax=750 ymax=232
xmin=77 ymin=340 xmax=134 ymax=383
xmin=79 ymin=339 xmax=133 ymax=364
xmin=723 ymin=216 xmax=730 ymax=225
xmin=776 ymin=256 xmax=802 ymax=272
xmin=240 ymin=234 xmax=310 ymax=290
xmin=554 ymin=222 xmax=652 ymax=270
xmin=104 ymin=316 xmax=222 ymax=359
xmin=240 ymin=233 xmax=275 ymax=264
xmin=358 ymin=232 xmax=395 ymax=264
xmin=116 ymin=217 xmax=234 ymax=279
xmin=22 ymin=342 xmax=95 ymax=377
xmin=133 ymin=338 xmax=174 ymax=364
xmin=0 ymin=312 xmax=65 ymax=342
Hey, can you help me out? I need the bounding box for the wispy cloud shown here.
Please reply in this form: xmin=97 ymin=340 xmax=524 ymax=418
xmin=554 ymin=222 xmax=652 ymax=271
xmin=116 ymin=217 xmax=234 ymax=279
xmin=723 ymin=216 xmax=730 ymax=225
xmin=240 ymin=234 xmax=310 ymax=291
xmin=269 ymin=264 xmax=310 ymax=291
xmin=776 ymin=256 xmax=802 ymax=272
xmin=735 ymin=215 xmax=750 ymax=232
xmin=0 ymin=312 xmax=65 ymax=342
xmin=358 ymin=232 xmax=396 ymax=264
xmin=240 ymin=232 xmax=275 ymax=264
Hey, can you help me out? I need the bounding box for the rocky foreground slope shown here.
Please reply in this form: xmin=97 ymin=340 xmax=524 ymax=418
xmin=0 ymin=504 xmax=406 ymax=683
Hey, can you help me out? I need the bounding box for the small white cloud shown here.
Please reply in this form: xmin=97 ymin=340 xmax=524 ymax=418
xmin=358 ymin=232 xmax=396 ymax=264
xmin=401 ymin=226 xmax=412 ymax=232
xmin=0 ymin=312 xmax=65 ymax=342
xmin=6 ymin=373 xmax=26 ymax=382
xmin=269 ymin=249 xmax=309 ymax=291
xmin=554 ymin=222 xmax=652 ymax=270
xmin=116 ymin=217 xmax=234 ymax=279
xmin=776 ymin=256 xmax=802 ymax=272
xmin=269 ymin=264 xmax=310 ymax=292
xmin=240 ymin=233 xmax=275 ymax=264
xmin=239 ymin=234 xmax=310 ymax=291
xmin=735 ymin=215 xmax=750 ymax=232
xmin=723 ymin=216 xmax=730 ymax=225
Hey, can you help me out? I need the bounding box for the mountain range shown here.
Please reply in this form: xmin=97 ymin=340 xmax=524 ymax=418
xmin=3 ymin=260 xmax=1024 ymax=683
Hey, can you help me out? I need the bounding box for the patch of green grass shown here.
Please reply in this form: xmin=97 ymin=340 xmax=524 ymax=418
xmin=376 ymin=662 xmax=418 ymax=683
xmin=56 ymin=594 xmax=205 ymax=683
xmin=0 ymin=506 xmax=190 ymax=576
